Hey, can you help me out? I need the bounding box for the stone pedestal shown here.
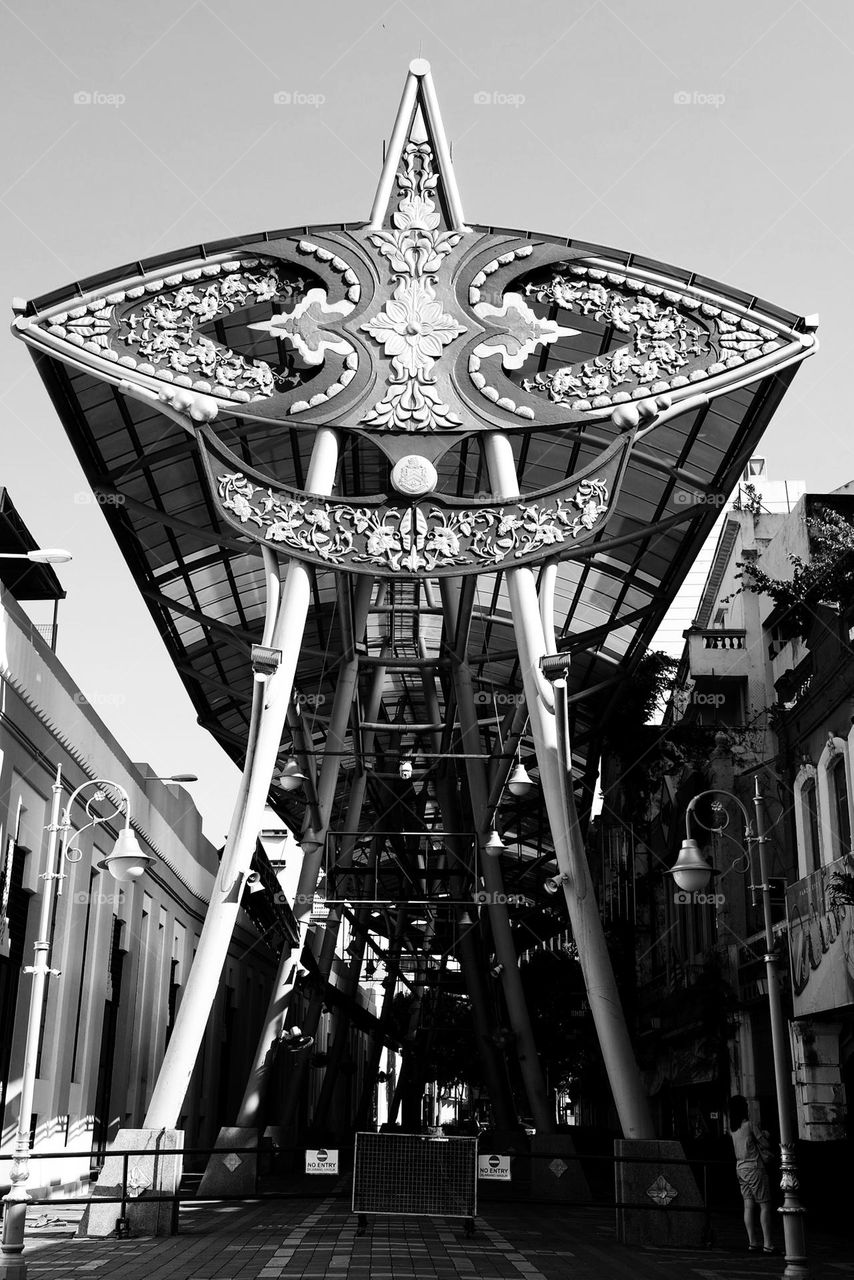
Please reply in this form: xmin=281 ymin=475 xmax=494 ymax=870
xmin=197 ymin=1127 xmax=258 ymax=1197
xmin=531 ymin=1132 xmax=591 ymax=1202
xmin=614 ymin=1138 xmax=705 ymax=1247
xmin=78 ymin=1128 xmax=182 ymax=1238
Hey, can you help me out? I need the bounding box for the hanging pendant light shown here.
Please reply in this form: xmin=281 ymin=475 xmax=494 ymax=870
xmin=276 ymin=756 xmax=306 ymax=792
xmin=507 ymin=757 xmax=534 ymax=798
xmin=484 ymin=828 xmax=505 ymax=856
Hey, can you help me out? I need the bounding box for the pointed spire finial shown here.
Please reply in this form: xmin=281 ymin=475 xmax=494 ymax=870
xmin=368 ymin=60 xmax=468 ymax=232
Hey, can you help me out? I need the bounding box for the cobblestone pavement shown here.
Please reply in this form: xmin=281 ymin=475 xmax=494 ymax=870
xmin=13 ymin=1193 xmax=853 ymax=1279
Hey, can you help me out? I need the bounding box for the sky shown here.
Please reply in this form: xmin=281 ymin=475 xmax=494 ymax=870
xmin=1 ymin=0 xmax=852 ymax=840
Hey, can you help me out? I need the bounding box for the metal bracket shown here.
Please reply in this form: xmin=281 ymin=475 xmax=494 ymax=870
xmin=250 ymin=643 xmax=282 ymax=682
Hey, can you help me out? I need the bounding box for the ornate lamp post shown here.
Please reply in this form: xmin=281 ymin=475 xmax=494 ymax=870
xmin=669 ymin=779 xmax=808 ymax=1280
xmin=0 ymin=768 xmax=152 ymax=1280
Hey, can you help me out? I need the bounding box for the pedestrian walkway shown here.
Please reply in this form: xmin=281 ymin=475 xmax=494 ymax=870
xmin=12 ymin=1192 xmax=853 ymax=1279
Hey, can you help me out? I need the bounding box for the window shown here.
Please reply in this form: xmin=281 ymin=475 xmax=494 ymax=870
xmin=830 ymin=755 xmax=851 ymax=858
xmin=800 ymin=778 xmax=820 ymax=875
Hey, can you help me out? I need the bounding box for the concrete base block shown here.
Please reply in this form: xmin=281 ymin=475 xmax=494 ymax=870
xmin=197 ymin=1127 xmax=258 ymax=1197
xmin=615 ymin=1138 xmax=705 ymax=1247
xmin=531 ymin=1132 xmax=591 ymax=1202
xmin=78 ymin=1128 xmax=182 ymax=1237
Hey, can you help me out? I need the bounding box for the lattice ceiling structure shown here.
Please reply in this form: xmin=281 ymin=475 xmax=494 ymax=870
xmin=13 ymin=62 xmax=816 ymax=951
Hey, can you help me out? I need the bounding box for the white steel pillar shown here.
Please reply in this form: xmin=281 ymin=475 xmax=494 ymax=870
xmin=234 ymin=579 xmax=376 ymax=1130
xmin=440 ymin=579 xmax=553 ymax=1134
xmin=483 ymin=432 xmax=654 ymax=1141
xmin=143 ymin=428 xmax=340 ymax=1131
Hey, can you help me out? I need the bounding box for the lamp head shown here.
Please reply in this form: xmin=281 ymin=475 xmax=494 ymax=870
xmin=102 ymin=827 xmax=154 ymax=882
xmin=507 ymin=760 xmax=535 ymax=798
xmin=483 ymin=828 xmax=505 ymax=856
xmin=276 ymin=756 xmax=306 ymax=792
xmin=398 ymin=758 xmax=413 ymax=781
xmin=668 ymin=838 xmax=718 ymax=893
xmin=27 ymin=548 xmax=73 ymax=564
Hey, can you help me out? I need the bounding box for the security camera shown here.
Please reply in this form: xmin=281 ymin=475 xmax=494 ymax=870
xmin=398 ymin=759 xmax=413 ymax=780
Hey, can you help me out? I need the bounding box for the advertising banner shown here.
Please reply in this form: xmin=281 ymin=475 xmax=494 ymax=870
xmin=787 ymin=853 xmax=854 ymax=1017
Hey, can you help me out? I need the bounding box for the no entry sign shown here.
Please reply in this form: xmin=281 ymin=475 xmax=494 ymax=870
xmin=478 ymin=1154 xmax=511 ymax=1181
xmin=305 ymin=1147 xmax=339 ymax=1174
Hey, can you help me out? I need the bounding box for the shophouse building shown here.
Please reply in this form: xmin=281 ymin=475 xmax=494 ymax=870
xmin=0 ymin=491 xmax=277 ymax=1194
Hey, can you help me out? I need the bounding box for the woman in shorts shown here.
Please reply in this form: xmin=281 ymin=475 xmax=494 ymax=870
xmin=728 ymin=1094 xmax=778 ymax=1255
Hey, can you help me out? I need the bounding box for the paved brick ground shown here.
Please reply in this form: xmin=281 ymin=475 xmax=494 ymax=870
xmin=12 ymin=1192 xmax=853 ymax=1279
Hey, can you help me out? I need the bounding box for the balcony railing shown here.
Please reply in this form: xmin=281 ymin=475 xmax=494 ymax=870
xmin=686 ymin=628 xmax=749 ymax=679
xmin=699 ymin=629 xmax=746 ymax=650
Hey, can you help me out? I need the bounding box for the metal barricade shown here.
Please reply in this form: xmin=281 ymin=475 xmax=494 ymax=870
xmin=352 ymin=1132 xmax=477 ymax=1235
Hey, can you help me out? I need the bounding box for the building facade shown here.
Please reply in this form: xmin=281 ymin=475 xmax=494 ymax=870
xmin=597 ymin=481 xmax=854 ymax=1163
xmin=0 ymin=567 xmax=276 ymax=1194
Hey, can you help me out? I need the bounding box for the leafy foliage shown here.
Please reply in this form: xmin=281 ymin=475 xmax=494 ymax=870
xmin=734 ymin=504 xmax=854 ymax=640
xmin=602 ymin=650 xmax=679 ymax=762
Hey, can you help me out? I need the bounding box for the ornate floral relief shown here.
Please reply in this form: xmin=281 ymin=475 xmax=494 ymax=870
xmin=360 ymin=141 xmax=467 ymax=431
xmin=121 ymin=265 xmax=306 ymax=400
xmin=515 ymin=267 xmax=782 ymax=411
xmin=363 ymin=280 xmax=464 ymax=377
xmin=250 ymin=288 xmax=355 ymax=366
xmin=473 ymin=293 xmax=578 ymax=370
xmin=217 ymin=472 xmax=609 ymax=574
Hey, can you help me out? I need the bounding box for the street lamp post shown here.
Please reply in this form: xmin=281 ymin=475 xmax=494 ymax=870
xmin=669 ymin=780 xmax=808 ymax=1279
xmin=0 ymin=768 xmax=151 ymax=1280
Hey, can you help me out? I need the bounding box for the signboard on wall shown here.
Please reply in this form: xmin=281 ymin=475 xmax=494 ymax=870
xmin=787 ymin=853 xmax=854 ymax=1017
xmin=305 ymin=1147 xmax=338 ymax=1175
xmin=478 ymin=1154 xmax=511 ymax=1181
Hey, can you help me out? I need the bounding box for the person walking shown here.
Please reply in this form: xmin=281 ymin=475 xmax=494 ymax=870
xmin=728 ymin=1094 xmax=778 ymax=1256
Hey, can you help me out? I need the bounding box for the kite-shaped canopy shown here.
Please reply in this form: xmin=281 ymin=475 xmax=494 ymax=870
xmin=13 ymin=60 xmax=815 ymax=910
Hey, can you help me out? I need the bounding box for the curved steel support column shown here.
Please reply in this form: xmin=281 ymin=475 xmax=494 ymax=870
xmin=434 ymin=781 xmax=517 ymax=1130
xmin=143 ymin=428 xmax=340 ymax=1132
xmin=271 ymin=636 xmax=388 ymax=1137
xmin=483 ymin=431 xmax=654 ymax=1141
xmin=355 ymin=913 xmax=407 ymax=1130
xmin=234 ymin=576 xmax=375 ymax=1130
xmin=422 ymin=659 xmax=517 ymax=1129
xmin=440 ymin=578 xmax=553 ymax=1134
